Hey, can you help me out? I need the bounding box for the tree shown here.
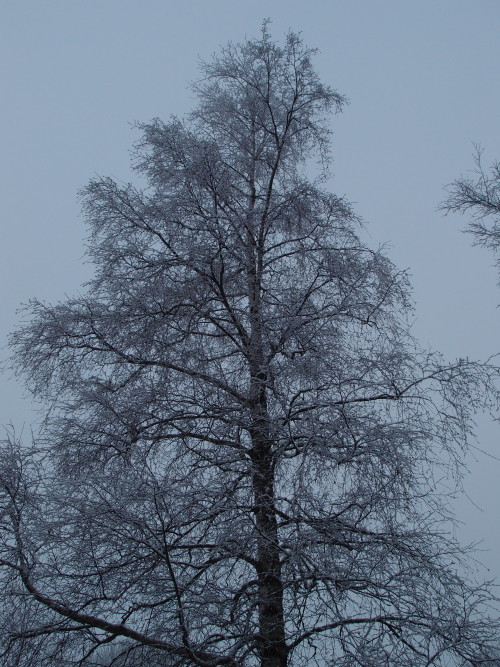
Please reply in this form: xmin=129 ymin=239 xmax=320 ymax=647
xmin=441 ymin=147 xmax=500 ymax=278
xmin=1 ymin=26 xmax=499 ymax=667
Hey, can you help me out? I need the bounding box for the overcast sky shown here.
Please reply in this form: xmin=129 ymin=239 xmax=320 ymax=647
xmin=1 ymin=1 xmax=499 ymax=579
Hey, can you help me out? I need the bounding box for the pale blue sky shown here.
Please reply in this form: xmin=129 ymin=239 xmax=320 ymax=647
xmin=1 ymin=0 xmax=499 ymax=578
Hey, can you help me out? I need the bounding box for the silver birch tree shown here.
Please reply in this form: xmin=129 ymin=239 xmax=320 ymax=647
xmin=1 ymin=26 xmax=499 ymax=667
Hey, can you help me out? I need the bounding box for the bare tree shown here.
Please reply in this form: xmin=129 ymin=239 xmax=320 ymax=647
xmin=1 ymin=26 xmax=499 ymax=667
xmin=441 ymin=146 xmax=500 ymax=278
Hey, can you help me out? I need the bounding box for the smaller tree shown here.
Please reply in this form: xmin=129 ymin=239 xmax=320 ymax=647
xmin=441 ymin=147 xmax=500 ymax=276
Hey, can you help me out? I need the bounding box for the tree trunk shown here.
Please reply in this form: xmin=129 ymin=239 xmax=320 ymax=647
xmin=250 ymin=374 xmax=288 ymax=667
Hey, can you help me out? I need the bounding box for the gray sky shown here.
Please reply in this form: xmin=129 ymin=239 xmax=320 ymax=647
xmin=1 ymin=1 xmax=499 ymax=579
